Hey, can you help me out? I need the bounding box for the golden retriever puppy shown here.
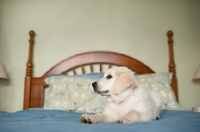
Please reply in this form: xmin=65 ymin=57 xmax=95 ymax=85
xmin=80 ymin=67 xmax=161 ymax=124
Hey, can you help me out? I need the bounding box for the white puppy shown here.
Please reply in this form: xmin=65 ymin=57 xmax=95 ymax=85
xmin=80 ymin=67 xmax=161 ymax=124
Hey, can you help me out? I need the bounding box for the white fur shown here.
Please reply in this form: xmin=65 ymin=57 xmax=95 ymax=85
xmin=80 ymin=67 xmax=161 ymax=124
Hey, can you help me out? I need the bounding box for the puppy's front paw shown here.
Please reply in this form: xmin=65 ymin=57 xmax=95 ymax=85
xmin=80 ymin=114 xmax=95 ymax=124
xmin=156 ymin=115 xmax=160 ymax=120
xmin=116 ymin=117 xmax=131 ymax=124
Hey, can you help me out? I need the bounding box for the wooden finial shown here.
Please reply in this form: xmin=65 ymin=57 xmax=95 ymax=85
xmin=167 ymin=30 xmax=173 ymax=37
xmin=29 ymin=30 xmax=35 ymax=36
xmin=29 ymin=30 xmax=35 ymax=45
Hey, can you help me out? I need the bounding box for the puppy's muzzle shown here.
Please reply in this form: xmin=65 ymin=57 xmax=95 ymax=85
xmin=92 ymin=81 xmax=108 ymax=94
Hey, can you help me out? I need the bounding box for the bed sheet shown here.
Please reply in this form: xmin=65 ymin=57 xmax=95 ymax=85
xmin=0 ymin=110 xmax=200 ymax=132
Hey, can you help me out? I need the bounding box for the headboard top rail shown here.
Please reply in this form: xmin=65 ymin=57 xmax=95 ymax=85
xmin=42 ymin=51 xmax=155 ymax=78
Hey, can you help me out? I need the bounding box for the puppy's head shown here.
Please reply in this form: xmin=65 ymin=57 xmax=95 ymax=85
xmin=92 ymin=66 xmax=138 ymax=98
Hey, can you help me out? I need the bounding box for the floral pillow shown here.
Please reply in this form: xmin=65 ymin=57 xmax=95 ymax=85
xmin=135 ymin=72 xmax=182 ymax=110
xmin=43 ymin=76 xmax=106 ymax=113
xmin=44 ymin=72 xmax=182 ymax=113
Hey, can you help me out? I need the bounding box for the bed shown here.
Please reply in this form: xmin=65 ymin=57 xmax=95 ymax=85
xmin=0 ymin=30 xmax=200 ymax=132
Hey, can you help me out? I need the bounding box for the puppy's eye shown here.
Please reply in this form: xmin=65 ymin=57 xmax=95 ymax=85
xmin=106 ymin=75 xmax=112 ymax=79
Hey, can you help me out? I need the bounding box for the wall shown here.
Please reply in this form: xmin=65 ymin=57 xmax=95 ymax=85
xmin=0 ymin=0 xmax=200 ymax=112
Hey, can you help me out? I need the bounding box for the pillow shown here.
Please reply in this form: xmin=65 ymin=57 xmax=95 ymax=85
xmin=135 ymin=72 xmax=182 ymax=110
xmin=44 ymin=72 xmax=181 ymax=112
xmin=44 ymin=76 xmax=106 ymax=113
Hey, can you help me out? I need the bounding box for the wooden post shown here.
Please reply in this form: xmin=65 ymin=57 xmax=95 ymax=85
xmin=167 ymin=31 xmax=178 ymax=102
xmin=24 ymin=30 xmax=35 ymax=109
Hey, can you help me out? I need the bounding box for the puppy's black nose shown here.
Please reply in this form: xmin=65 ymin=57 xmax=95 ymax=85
xmin=92 ymin=82 xmax=97 ymax=88
xmin=92 ymin=82 xmax=98 ymax=92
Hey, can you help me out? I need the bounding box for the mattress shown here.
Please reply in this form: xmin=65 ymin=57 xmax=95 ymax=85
xmin=0 ymin=110 xmax=200 ymax=132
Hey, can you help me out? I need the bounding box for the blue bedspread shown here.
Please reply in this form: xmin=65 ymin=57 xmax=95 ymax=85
xmin=0 ymin=110 xmax=200 ymax=132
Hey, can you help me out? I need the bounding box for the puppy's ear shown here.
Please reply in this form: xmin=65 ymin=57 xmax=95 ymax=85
xmin=112 ymin=72 xmax=133 ymax=95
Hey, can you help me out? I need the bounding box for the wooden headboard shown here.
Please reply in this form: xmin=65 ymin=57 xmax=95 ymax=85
xmin=24 ymin=30 xmax=178 ymax=110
